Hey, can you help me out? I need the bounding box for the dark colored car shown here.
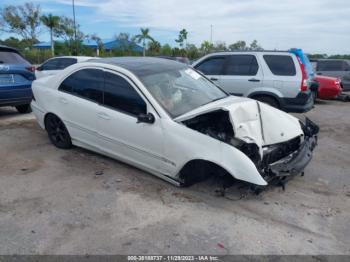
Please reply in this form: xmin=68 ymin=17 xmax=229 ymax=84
xmin=0 ymin=45 xmax=35 ymax=113
xmin=315 ymin=59 xmax=350 ymax=91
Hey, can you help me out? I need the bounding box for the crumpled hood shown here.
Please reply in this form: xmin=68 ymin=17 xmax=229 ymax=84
xmin=175 ymin=96 xmax=303 ymax=148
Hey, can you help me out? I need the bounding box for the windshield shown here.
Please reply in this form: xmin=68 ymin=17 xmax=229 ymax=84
xmin=139 ymin=67 xmax=227 ymax=118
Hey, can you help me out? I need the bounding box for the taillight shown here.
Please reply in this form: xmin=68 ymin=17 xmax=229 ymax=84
xmin=26 ymin=65 xmax=36 ymax=72
xmin=297 ymin=57 xmax=308 ymax=91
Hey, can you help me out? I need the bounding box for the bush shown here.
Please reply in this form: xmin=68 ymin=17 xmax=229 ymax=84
xmin=22 ymin=49 xmax=53 ymax=65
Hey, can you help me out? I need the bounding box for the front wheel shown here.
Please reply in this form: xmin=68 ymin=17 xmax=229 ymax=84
xmin=45 ymin=114 xmax=72 ymax=149
xmin=15 ymin=104 xmax=31 ymax=114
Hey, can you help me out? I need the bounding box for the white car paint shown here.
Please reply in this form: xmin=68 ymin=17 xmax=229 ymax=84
xmin=31 ymin=59 xmax=308 ymax=187
xmin=35 ymin=56 xmax=96 ymax=79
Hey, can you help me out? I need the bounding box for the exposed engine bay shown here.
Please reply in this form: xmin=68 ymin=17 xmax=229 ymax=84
xmin=182 ymin=109 xmax=319 ymax=192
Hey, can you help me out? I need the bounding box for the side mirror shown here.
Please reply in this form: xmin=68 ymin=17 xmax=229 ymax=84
xmin=137 ymin=112 xmax=155 ymax=124
xmin=36 ymin=66 xmax=43 ymax=71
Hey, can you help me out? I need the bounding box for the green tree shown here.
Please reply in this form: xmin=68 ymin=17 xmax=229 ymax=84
xmin=249 ymin=40 xmax=263 ymax=51
xmin=115 ymin=32 xmax=136 ymax=53
xmin=200 ymin=41 xmax=214 ymax=54
xmin=213 ymin=41 xmax=227 ymax=51
xmin=134 ymin=28 xmax=154 ymax=56
xmin=186 ymin=44 xmax=200 ymax=59
xmin=56 ymin=16 xmax=84 ymax=55
xmin=175 ymin=29 xmax=188 ymax=48
xmin=160 ymin=44 xmax=172 ymax=56
xmin=228 ymin=40 xmax=247 ymax=51
xmin=148 ymin=40 xmax=161 ymax=55
xmin=0 ymin=2 xmax=41 ymax=46
xmin=86 ymin=33 xmax=103 ymax=55
xmin=40 ymin=14 xmax=60 ymax=56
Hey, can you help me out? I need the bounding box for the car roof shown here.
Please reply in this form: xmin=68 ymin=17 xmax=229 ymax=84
xmin=0 ymin=45 xmax=20 ymax=53
xmin=90 ymin=57 xmax=187 ymax=77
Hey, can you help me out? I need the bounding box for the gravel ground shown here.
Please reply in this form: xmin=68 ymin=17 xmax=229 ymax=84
xmin=0 ymin=100 xmax=349 ymax=255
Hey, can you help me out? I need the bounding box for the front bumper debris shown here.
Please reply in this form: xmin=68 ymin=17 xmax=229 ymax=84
xmin=264 ymin=117 xmax=319 ymax=184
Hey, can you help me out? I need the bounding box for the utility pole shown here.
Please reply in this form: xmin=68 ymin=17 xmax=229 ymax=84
xmin=210 ymin=24 xmax=213 ymax=44
xmin=72 ymin=0 xmax=78 ymax=55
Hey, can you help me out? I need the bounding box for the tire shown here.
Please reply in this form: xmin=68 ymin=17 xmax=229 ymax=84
xmin=15 ymin=104 xmax=31 ymax=114
xmin=45 ymin=114 xmax=72 ymax=149
xmin=253 ymin=96 xmax=280 ymax=109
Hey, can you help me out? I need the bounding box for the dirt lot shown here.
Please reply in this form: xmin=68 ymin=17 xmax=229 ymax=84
xmin=0 ymin=100 xmax=350 ymax=255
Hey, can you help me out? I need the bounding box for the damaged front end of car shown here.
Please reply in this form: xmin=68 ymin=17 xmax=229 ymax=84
xmin=256 ymin=118 xmax=319 ymax=189
xmin=179 ymin=100 xmax=319 ymax=192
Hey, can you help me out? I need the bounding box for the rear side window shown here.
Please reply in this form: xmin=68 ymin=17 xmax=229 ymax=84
xmin=195 ymin=57 xmax=225 ymax=75
xmin=263 ymin=55 xmax=296 ymax=76
xmin=57 ymin=58 xmax=77 ymax=69
xmin=0 ymin=51 xmax=30 ymax=65
xmin=317 ymin=60 xmax=345 ymax=71
xmin=103 ymin=72 xmax=147 ymax=116
xmin=59 ymin=68 xmax=103 ymax=103
xmin=41 ymin=59 xmax=60 ymax=70
xmin=224 ymin=55 xmax=258 ymax=76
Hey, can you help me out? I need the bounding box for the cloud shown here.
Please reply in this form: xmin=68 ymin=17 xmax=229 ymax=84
xmin=5 ymin=0 xmax=350 ymax=53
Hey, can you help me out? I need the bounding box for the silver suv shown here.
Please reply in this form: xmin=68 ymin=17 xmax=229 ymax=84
xmin=192 ymin=51 xmax=314 ymax=113
xmin=315 ymin=59 xmax=350 ymax=91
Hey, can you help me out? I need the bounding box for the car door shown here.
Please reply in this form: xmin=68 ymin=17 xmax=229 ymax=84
xmin=194 ymin=56 xmax=226 ymax=87
xmin=56 ymin=68 xmax=103 ymax=148
xmin=220 ymin=54 xmax=262 ymax=96
xmin=97 ymin=70 xmax=167 ymax=173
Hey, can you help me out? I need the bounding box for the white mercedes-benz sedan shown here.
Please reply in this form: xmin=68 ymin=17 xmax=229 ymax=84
xmin=31 ymin=57 xmax=319 ymax=190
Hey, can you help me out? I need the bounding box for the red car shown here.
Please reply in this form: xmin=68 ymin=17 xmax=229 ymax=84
xmin=313 ymin=75 xmax=342 ymax=100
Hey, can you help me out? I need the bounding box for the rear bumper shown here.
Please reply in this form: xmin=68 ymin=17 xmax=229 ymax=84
xmin=0 ymin=84 xmax=32 ymax=107
xmin=280 ymin=90 xmax=314 ymax=113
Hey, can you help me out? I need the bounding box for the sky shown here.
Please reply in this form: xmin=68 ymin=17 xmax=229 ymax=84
xmin=1 ymin=0 xmax=350 ymax=54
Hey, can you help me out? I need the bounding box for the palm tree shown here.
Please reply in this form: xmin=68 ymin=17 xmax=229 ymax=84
xmin=41 ymin=14 xmax=60 ymax=56
xmin=134 ymin=28 xmax=154 ymax=56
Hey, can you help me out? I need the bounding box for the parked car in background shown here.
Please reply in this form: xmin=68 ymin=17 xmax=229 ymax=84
xmin=35 ymin=56 xmax=95 ymax=79
xmin=156 ymin=56 xmax=190 ymax=64
xmin=31 ymin=57 xmax=318 ymax=190
xmin=315 ymin=59 xmax=350 ymax=91
xmin=192 ymin=51 xmax=314 ymax=113
xmin=0 ymin=45 xmax=35 ymax=113
xmin=313 ymin=75 xmax=342 ymax=100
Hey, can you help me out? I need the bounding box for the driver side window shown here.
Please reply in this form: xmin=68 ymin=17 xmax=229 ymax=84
xmin=103 ymin=72 xmax=147 ymax=116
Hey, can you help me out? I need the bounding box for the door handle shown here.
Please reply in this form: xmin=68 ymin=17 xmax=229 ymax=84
xmin=210 ymin=77 xmax=218 ymax=81
xmin=317 ymin=72 xmax=322 ymax=75
xmin=98 ymin=112 xmax=110 ymax=120
xmin=248 ymin=78 xmax=260 ymax=82
xmin=59 ymin=97 xmax=68 ymax=104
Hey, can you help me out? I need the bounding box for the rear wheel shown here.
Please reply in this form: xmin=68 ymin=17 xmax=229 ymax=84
xmin=253 ymin=96 xmax=280 ymax=109
xmin=15 ymin=104 xmax=31 ymax=114
xmin=45 ymin=114 xmax=72 ymax=149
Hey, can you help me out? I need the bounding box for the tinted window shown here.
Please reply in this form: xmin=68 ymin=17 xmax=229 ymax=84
xmin=59 ymin=69 xmax=103 ymax=103
xmin=317 ymin=60 xmax=344 ymax=71
xmin=41 ymin=59 xmax=60 ymax=70
xmin=196 ymin=57 xmax=225 ymax=75
xmin=57 ymin=58 xmax=77 ymax=69
xmin=263 ymin=55 xmax=296 ymax=76
xmin=224 ymin=55 xmax=258 ymax=75
xmin=0 ymin=51 xmax=30 ymax=65
xmin=103 ymin=72 xmax=146 ymax=116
